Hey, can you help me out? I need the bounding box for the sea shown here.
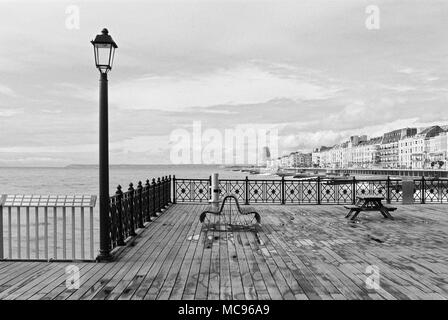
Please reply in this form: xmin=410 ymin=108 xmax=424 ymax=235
xmin=0 ymin=165 xmax=387 ymax=259
xmin=0 ymin=164 xmax=273 ymax=196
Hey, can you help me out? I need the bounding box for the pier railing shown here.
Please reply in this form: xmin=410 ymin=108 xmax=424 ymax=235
xmin=107 ymin=176 xmax=171 ymax=253
xmin=173 ymin=176 xmax=448 ymax=204
xmin=0 ymin=195 xmax=97 ymax=261
xmin=0 ymin=176 xmax=172 ymax=262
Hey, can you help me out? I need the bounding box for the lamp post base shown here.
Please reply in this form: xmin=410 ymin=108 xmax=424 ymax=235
xmin=96 ymin=250 xmax=113 ymax=262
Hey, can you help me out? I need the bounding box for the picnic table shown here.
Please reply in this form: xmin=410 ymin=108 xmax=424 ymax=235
xmin=344 ymin=195 xmax=397 ymax=221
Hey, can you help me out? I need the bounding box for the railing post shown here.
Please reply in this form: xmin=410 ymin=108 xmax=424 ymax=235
xmin=386 ymin=176 xmax=391 ymax=204
xmin=160 ymin=177 xmax=165 ymax=208
xmin=245 ymin=176 xmax=249 ymax=205
xmin=421 ymin=176 xmax=425 ymax=204
xmin=145 ymin=179 xmax=151 ymax=221
xmin=164 ymin=176 xmax=169 ymax=207
xmin=172 ymin=175 xmax=176 ymax=204
xmin=116 ymin=185 xmax=125 ymax=246
xmin=137 ymin=181 xmax=144 ymax=228
xmin=167 ymin=176 xmax=170 ymax=205
xmin=157 ymin=177 xmax=162 ymax=213
xmin=166 ymin=175 xmax=173 ymax=204
xmin=209 ymin=175 xmax=212 ymax=204
xmin=281 ymin=176 xmax=285 ymax=205
xmin=128 ymin=183 xmax=137 ymax=236
xmin=152 ymin=178 xmax=157 ymax=217
xmin=166 ymin=175 xmax=171 ymax=205
xmin=352 ymin=176 xmax=356 ymax=204
xmin=317 ymin=176 xmax=321 ymax=205
xmin=0 ymin=204 xmax=3 ymax=260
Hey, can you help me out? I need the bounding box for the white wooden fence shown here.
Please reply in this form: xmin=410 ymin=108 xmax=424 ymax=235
xmin=0 ymin=194 xmax=97 ymax=261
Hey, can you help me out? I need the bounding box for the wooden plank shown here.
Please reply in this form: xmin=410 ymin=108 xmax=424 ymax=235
xmin=157 ymin=205 xmax=203 ymax=299
xmin=128 ymin=206 xmax=194 ymax=300
xmin=25 ymin=263 xmax=95 ymax=300
xmin=261 ymin=207 xmax=329 ymax=299
xmin=0 ymin=262 xmax=38 ymax=285
xmin=191 ymin=209 xmax=213 ymax=300
xmin=219 ymin=212 xmax=232 ymax=300
xmin=5 ymin=263 xmax=67 ymax=300
xmin=226 ymin=230 xmax=245 ymax=300
xmin=0 ymin=262 xmax=52 ymax=299
xmin=1 ymin=204 xmax=448 ymax=300
xmin=203 ymin=213 xmax=220 ymax=300
xmin=144 ymin=207 xmax=201 ymax=299
xmin=114 ymin=206 xmax=190 ymax=300
xmin=83 ymin=206 xmax=182 ymax=300
xmin=239 ymin=225 xmax=283 ymax=299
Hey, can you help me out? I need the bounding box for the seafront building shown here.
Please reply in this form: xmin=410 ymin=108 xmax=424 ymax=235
xmin=303 ymin=125 xmax=448 ymax=170
xmin=269 ymin=125 xmax=448 ymax=170
xmin=269 ymin=152 xmax=312 ymax=169
xmin=428 ymin=132 xmax=448 ymax=168
xmin=398 ymin=126 xmax=445 ymax=169
xmin=288 ymin=151 xmax=312 ymax=168
xmin=379 ymin=128 xmax=417 ymax=168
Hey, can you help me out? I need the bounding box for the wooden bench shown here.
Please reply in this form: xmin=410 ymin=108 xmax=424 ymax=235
xmin=199 ymin=195 xmax=261 ymax=230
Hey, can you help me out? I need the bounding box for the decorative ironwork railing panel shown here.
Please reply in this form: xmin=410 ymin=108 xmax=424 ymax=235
xmin=174 ymin=179 xmax=210 ymax=203
xmin=389 ymin=179 xmax=403 ymax=203
xmin=413 ymin=179 xmax=423 ymax=203
xmin=355 ymin=180 xmax=387 ymax=198
xmin=319 ymin=181 xmax=353 ymax=204
xmin=219 ymin=180 xmax=246 ymax=202
xmin=247 ymin=180 xmax=282 ymax=203
xmin=174 ymin=177 xmax=448 ymax=205
xmin=283 ymin=180 xmax=303 ymax=203
xmin=422 ymin=179 xmax=448 ymax=203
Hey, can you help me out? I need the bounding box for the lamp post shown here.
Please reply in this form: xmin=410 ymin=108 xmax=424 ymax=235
xmin=91 ymin=28 xmax=118 ymax=261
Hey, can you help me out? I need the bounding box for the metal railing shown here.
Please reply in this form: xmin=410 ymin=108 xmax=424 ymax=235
xmin=173 ymin=176 xmax=448 ymax=204
xmin=0 ymin=194 xmax=97 ymax=261
xmin=413 ymin=177 xmax=448 ymax=203
xmin=108 ymin=176 xmax=171 ymax=253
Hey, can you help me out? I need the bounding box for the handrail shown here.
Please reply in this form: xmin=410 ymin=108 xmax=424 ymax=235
xmin=174 ymin=176 xmax=448 ymax=204
xmin=0 ymin=194 xmax=97 ymax=261
xmin=107 ymin=175 xmax=172 ymax=255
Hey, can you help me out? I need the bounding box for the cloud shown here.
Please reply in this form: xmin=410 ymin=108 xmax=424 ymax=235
xmin=110 ymin=63 xmax=340 ymax=111
xmin=397 ymin=67 xmax=415 ymax=75
xmin=0 ymin=108 xmax=23 ymax=117
xmin=2 ymin=0 xmax=448 ymax=165
xmin=0 ymin=144 xmax=97 ymax=153
xmin=0 ymin=84 xmax=16 ymax=97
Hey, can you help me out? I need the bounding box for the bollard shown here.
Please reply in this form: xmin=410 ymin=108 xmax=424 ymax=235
xmin=209 ymin=173 xmax=220 ymax=209
xmin=402 ymin=177 xmax=414 ymax=204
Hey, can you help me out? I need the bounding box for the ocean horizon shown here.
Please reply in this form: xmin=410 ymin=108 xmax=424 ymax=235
xmin=0 ymin=164 xmax=274 ymax=196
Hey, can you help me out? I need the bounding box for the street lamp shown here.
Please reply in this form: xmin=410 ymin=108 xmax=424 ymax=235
xmin=91 ymin=28 xmax=117 ymax=261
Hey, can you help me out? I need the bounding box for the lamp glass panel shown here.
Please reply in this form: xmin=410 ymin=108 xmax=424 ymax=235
xmin=109 ymin=47 xmax=116 ymax=69
xmin=95 ymin=43 xmax=113 ymax=68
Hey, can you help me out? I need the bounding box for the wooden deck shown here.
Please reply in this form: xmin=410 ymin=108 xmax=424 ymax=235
xmin=0 ymin=203 xmax=448 ymax=300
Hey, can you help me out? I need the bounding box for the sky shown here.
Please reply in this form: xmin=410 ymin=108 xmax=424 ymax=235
xmin=1 ymin=0 xmax=448 ymax=166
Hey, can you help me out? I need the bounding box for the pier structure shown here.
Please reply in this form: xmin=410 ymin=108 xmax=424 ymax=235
xmin=0 ymin=203 xmax=447 ymax=299
xmin=1 ymin=175 xmax=448 ymax=299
